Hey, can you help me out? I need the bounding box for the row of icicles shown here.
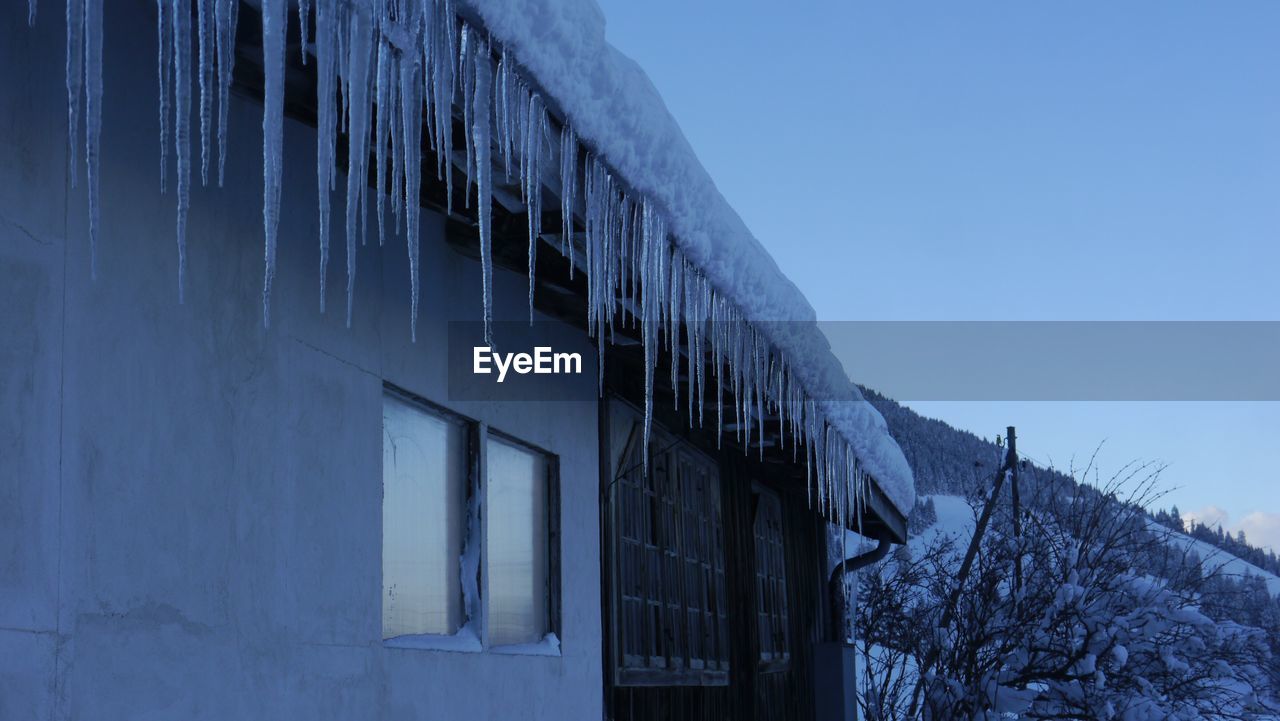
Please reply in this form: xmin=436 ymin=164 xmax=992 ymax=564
xmin=46 ymin=0 xmax=871 ymax=530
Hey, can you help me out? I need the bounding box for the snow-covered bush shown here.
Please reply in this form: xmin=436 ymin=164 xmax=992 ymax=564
xmin=857 ymin=466 xmax=1277 ymax=720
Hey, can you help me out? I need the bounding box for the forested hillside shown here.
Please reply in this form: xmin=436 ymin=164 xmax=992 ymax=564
xmin=862 ymin=386 xmax=1280 ymax=575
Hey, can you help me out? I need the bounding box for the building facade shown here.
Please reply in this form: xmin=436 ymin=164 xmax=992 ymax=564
xmin=0 ymin=3 xmax=909 ymax=719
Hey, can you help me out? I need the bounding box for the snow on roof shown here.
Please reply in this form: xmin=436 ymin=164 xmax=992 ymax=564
xmin=461 ymin=0 xmax=914 ymax=515
xmin=49 ymin=0 xmax=914 ymax=518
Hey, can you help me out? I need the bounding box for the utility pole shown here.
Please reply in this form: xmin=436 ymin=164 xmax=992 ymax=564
xmin=907 ymin=425 xmax=1018 ymax=718
xmin=1009 ymin=427 xmax=1022 ymax=599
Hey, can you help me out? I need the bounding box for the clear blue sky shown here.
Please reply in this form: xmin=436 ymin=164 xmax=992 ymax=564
xmin=595 ymin=1 xmax=1280 ymax=549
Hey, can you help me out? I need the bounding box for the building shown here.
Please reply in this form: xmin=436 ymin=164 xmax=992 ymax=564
xmin=0 ymin=1 xmax=912 ymax=719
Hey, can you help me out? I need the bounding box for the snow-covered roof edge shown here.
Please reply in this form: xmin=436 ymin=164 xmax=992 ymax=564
xmin=458 ymin=0 xmax=914 ymax=515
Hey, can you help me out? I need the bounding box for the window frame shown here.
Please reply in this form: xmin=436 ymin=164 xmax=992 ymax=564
xmin=752 ymin=483 xmax=791 ymax=673
xmin=607 ymin=402 xmax=730 ymax=687
xmin=482 ymin=426 xmax=562 ymax=649
xmin=380 ymin=385 xmax=474 ymax=642
xmin=380 ymin=382 xmax=561 ymax=653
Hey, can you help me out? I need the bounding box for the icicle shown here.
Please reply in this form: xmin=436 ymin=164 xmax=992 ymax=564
xmin=213 ymin=0 xmax=237 ymax=187
xmin=459 ymin=25 xmax=474 ymax=208
xmin=67 ymin=0 xmax=86 ymax=176
xmin=686 ymin=275 xmax=699 ymax=425
xmin=374 ymin=37 xmax=390 ymax=246
xmin=669 ymin=255 xmax=681 ymax=411
xmin=559 ymin=125 xmax=576 ymax=274
xmin=343 ymin=7 xmax=374 ymax=328
xmin=713 ymin=295 xmax=724 ymax=445
xmin=473 ymin=36 xmax=494 ymax=347
xmin=430 ymin=0 xmax=455 ymax=210
xmin=776 ymin=357 xmax=786 ymax=451
xmin=496 ymin=50 xmax=514 ymax=180
xmin=628 ymin=204 xmax=640 ymax=330
xmin=581 ymin=156 xmax=597 ymax=331
xmin=639 ymin=198 xmax=666 ymax=468
xmin=421 ymin=20 xmax=436 ymax=158
xmin=516 ymin=84 xmax=529 ymax=202
xmin=154 ymin=0 xmax=168 ymax=192
xmin=755 ymin=334 xmax=765 ymax=458
xmin=83 ymin=0 xmax=102 ymax=278
xmin=389 ymin=56 xmax=402 ymax=235
xmin=526 ymin=95 xmax=543 ymax=323
xmin=684 ymin=264 xmax=696 ymax=425
xmin=400 ymin=27 xmax=425 ymax=340
xmin=172 ymin=0 xmax=192 ymax=300
xmin=606 ymin=193 xmax=621 ymax=337
xmin=261 ymin=0 xmax=286 ymax=326
xmin=594 ymin=181 xmax=609 ymax=393
xmin=593 ymin=169 xmax=614 ymax=394
xmin=197 ymin=0 xmax=213 ymax=186
xmin=601 ymin=177 xmax=616 ymax=338
xmin=620 ymin=197 xmax=632 ymax=327
xmin=359 ymin=154 xmax=369 ymax=248
xmin=298 ymin=0 xmax=310 ymax=64
xmin=730 ymin=318 xmax=743 ymax=443
xmin=492 ymin=54 xmax=505 ymax=167
xmin=28 ymin=0 xmax=37 ymax=26
xmin=315 ymin=0 xmax=337 ymax=312
xmin=337 ymin=18 xmax=350 ymax=136
xmin=494 ymin=48 xmax=514 ymax=179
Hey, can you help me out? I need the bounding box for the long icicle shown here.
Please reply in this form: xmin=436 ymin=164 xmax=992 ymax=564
xmin=431 ymin=0 xmax=455 ymax=210
xmin=155 ymin=0 xmax=168 ymax=192
xmin=473 ymin=34 xmax=494 ymax=347
xmin=400 ymin=11 xmax=425 ymax=341
xmin=373 ymin=36 xmax=389 ymax=247
xmin=260 ymin=0 xmax=286 ymax=326
xmin=388 ymin=50 xmax=402 ymax=236
xmin=559 ymin=125 xmax=576 ymax=274
xmin=83 ymin=0 xmax=102 ymax=278
xmin=172 ymin=0 xmax=192 ymax=300
xmin=343 ymin=6 xmax=374 ymax=327
xmin=298 ymin=0 xmax=310 ymax=64
xmin=213 ymin=0 xmax=237 ymax=186
xmin=315 ymin=0 xmax=337 ymax=312
xmin=197 ymin=0 xmax=212 ymax=186
xmin=67 ymin=0 xmax=86 ymax=187
xmin=459 ymin=25 xmax=474 ymax=208
xmin=526 ymin=95 xmax=543 ymax=323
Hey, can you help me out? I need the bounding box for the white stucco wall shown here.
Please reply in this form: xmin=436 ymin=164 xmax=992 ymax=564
xmin=0 ymin=6 xmax=602 ymax=720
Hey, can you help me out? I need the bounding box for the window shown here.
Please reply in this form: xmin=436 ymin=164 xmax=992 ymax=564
xmin=381 ymin=386 xmax=559 ymax=650
xmin=486 ymin=435 xmax=553 ymax=647
xmin=753 ymin=488 xmax=790 ymax=670
xmin=382 ymin=392 xmax=469 ymax=639
xmin=610 ymin=413 xmax=729 ymax=686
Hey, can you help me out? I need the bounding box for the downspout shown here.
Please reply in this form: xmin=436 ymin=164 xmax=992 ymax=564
xmin=828 ymin=535 xmax=892 ymax=643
